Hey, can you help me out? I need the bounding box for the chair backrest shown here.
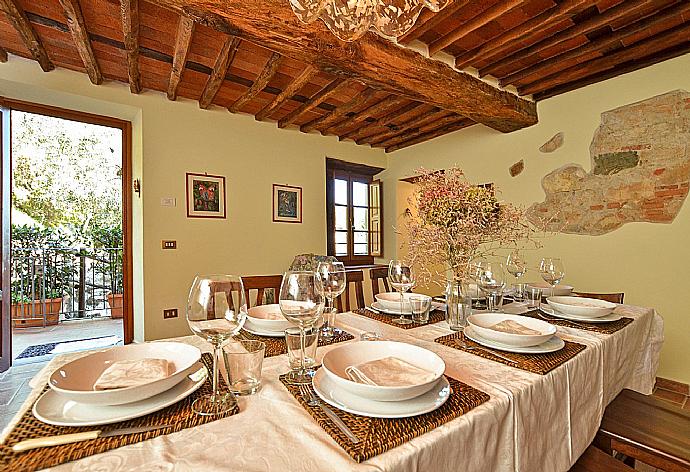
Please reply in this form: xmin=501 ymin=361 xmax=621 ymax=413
xmin=369 ymin=267 xmax=390 ymax=296
xmin=207 ymin=280 xmax=242 ymax=319
xmin=289 ymin=253 xmax=338 ymax=272
xmin=574 ymin=292 xmax=624 ymax=304
xmin=335 ymin=269 xmax=365 ymax=312
xmin=242 ymin=275 xmax=283 ymax=308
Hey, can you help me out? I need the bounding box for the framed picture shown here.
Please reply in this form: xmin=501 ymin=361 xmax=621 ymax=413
xmin=186 ymin=173 xmax=226 ymax=219
xmin=273 ymin=184 xmax=302 ymax=223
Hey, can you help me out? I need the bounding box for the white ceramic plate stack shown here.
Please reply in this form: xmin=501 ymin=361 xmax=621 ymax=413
xmin=544 ymin=296 xmax=621 ymax=323
xmin=465 ymin=313 xmax=565 ymax=354
xmin=315 ymin=341 xmax=450 ymax=418
xmin=244 ymin=304 xmax=292 ymax=337
xmin=35 ymin=342 xmax=205 ymax=426
xmin=372 ymin=293 xmax=442 ymax=314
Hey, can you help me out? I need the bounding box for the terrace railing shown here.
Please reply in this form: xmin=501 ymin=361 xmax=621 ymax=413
xmin=10 ymin=246 xmax=123 ymax=328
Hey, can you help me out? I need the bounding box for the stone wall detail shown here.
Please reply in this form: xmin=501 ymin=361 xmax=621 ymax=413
xmin=509 ymin=159 xmax=524 ymax=177
xmin=539 ymin=132 xmax=564 ymax=153
xmin=528 ymin=90 xmax=690 ymax=236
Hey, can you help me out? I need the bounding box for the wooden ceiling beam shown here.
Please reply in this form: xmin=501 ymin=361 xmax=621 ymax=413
xmin=255 ymin=65 xmax=316 ymax=121
xmin=519 ymin=21 xmax=690 ymax=96
xmin=502 ymin=1 xmax=690 ymax=88
xmin=0 ymin=0 xmax=53 ymax=72
xmin=119 ymin=0 xmax=141 ymax=93
xmin=58 ymin=0 xmax=102 ymax=85
xmin=454 ymin=0 xmax=589 ymax=70
xmin=277 ymin=78 xmax=348 ymax=129
xmin=199 ymin=35 xmax=240 ymax=109
xmin=480 ymin=0 xmax=650 ymax=78
xmin=167 ymin=14 xmax=195 ymax=100
xmin=359 ymin=105 xmax=433 ymax=145
xmin=327 ymin=95 xmax=407 ymax=135
xmin=229 ymin=52 xmax=282 ymax=113
xmin=385 ymin=119 xmax=473 ymax=152
xmin=368 ymin=108 xmax=447 ymax=146
xmin=352 ymin=101 xmax=423 ymax=144
xmin=428 ymin=0 xmax=523 ymax=56
xmin=534 ymin=41 xmax=690 ymax=101
xmin=398 ymin=0 xmax=470 ymax=45
xmin=145 ymin=0 xmax=537 ymax=133
xmin=300 ymin=86 xmax=375 ymax=133
xmin=376 ymin=113 xmax=461 ymax=147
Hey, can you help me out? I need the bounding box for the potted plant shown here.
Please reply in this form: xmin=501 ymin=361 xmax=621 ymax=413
xmin=90 ymin=224 xmax=124 ymax=319
xmin=10 ymin=225 xmax=70 ymax=328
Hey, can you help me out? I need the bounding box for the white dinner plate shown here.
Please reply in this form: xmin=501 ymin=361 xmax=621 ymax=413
xmin=370 ymin=301 xmax=412 ymax=315
xmin=312 ymin=368 xmax=451 ymax=418
xmin=242 ymin=325 xmax=285 ymax=338
xmin=34 ymin=364 xmax=207 ymax=427
xmin=539 ymin=306 xmax=623 ymax=324
xmin=463 ymin=326 xmax=565 ymax=354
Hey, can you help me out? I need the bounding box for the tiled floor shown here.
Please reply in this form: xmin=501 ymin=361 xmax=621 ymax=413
xmin=1 ymin=318 xmax=123 ymax=432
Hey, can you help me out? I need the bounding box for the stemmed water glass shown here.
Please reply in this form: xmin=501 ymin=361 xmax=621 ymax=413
xmin=506 ymin=250 xmax=527 ymax=301
xmin=186 ymin=275 xmax=247 ymax=416
xmin=279 ymin=271 xmax=325 ymax=385
xmin=316 ymin=261 xmax=346 ymax=340
xmin=540 ymin=257 xmax=565 ymax=298
xmin=476 ymin=262 xmax=506 ymax=312
xmin=388 ymin=260 xmax=415 ymax=325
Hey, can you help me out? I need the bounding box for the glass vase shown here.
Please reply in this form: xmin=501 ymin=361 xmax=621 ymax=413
xmin=445 ymin=280 xmax=471 ymax=331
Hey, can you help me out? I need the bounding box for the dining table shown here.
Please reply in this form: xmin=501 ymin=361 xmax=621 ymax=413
xmin=0 ymin=302 xmax=663 ymax=472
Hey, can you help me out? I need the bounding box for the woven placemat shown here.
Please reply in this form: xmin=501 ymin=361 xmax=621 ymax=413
xmin=280 ymin=373 xmax=490 ymax=462
xmin=435 ymin=332 xmax=586 ymax=375
xmin=519 ymin=310 xmax=634 ymax=334
xmin=353 ymin=308 xmax=446 ymax=329
xmin=0 ymin=353 xmax=237 ymax=472
xmin=239 ymin=329 xmax=354 ymax=357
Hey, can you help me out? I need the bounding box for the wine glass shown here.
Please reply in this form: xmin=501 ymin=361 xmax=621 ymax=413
xmin=279 ymin=271 xmax=325 ymax=385
xmin=540 ymin=257 xmax=565 ymax=298
xmin=506 ymin=250 xmax=527 ymax=301
xmin=388 ymin=260 xmax=415 ymax=325
xmin=186 ymin=275 xmax=247 ymax=416
xmin=476 ymin=262 xmax=506 ymax=312
xmin=316 ymin=261 xmax=346 ymax=340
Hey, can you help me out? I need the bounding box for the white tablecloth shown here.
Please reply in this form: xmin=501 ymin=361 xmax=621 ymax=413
xmin=1 ymin=305 xmax=663 ymax=472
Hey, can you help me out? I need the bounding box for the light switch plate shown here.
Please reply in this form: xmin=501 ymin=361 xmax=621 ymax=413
xmin=160 ymin=197 xmax=176 ymax=207
xmin=162 ymin=240 xmax=177 ymax=249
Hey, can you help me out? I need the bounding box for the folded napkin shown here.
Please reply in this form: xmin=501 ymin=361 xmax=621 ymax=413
xmin=93 ymin=358 xmax=173 ymax=391
xmin=344 ymin=356 xmax=437 ymax=387
xmin=490 ymin=320 xmax=541 ymax=335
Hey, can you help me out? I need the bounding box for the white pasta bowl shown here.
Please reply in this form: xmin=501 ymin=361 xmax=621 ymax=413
xmin=321 ymin=341 xmax=445 ymax=402
xmin=49 ymin=342 xmax=201 ymax=405
xmin=375 ymin=292 xmax=429 ymax=311
xmin=546 ymin=296 xmax=616 ymax=318
xmin=526 ymin=282 xmax=574 ymax=296
xmin=468 ymin=313 xmax=556 ymax=347
xmin=245 ymin=304 xmax=292 ymax=333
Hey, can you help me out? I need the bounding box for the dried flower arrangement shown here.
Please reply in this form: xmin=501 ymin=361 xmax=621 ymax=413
xmin=404 ymin=166 xmax=537 ymax=286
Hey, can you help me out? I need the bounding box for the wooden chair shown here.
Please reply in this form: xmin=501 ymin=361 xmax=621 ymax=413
xmin=241 ymin=275 xmax=283 ymax=308
xmin=207 ymin=280 xmax=242 ymax=319
xmin=335 ymin=269 xmax=365 ymax=312
xmin=370 ymin=267 xmax=390 ymax=296
xmin=573 ymin=292 xmax=624 ymax=304
xmin=594 ymin=389 xmax=690 ymax=471
xmin=569 ymin=445 xmax=635 ymax=472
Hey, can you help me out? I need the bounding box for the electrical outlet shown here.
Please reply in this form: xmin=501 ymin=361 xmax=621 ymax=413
xmin=162 ymin=240 xmax=177 ymax=250
xmin=163 ymin=308 xmax=178 ymax=319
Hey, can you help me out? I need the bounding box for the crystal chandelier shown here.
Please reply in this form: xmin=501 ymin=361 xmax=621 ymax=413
xmin=289 ymin=0 xmax=450 ymax=42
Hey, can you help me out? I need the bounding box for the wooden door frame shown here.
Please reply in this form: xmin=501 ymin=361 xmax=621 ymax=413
xmin=0 ymin=98 xmax=134 ymax=348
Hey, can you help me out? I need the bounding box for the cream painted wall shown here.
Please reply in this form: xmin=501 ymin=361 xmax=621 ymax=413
xmin=379 ymin=53 xmax=690 ymax=384
xmin=0 ymin=56 xmax=386 ymax=341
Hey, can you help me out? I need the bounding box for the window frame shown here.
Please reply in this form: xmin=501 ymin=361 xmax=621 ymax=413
xmin=326 ymin=158 xmax=384 ymax=266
